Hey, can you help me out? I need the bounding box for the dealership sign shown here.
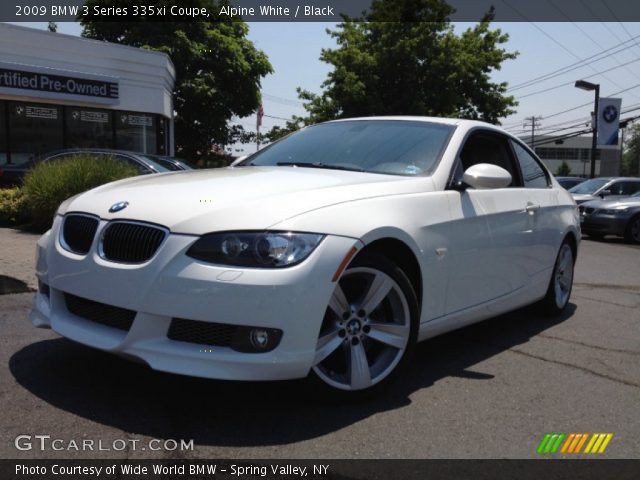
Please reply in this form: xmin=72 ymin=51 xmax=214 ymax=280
xmin=0 ymin=61 xmax=119 ymax=105
xmin=597 ymin=97 xmax=622 ymax=147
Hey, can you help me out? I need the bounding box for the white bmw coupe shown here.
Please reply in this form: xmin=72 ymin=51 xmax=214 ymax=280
xmin=30 ymin=117 xmax=580 ymax=394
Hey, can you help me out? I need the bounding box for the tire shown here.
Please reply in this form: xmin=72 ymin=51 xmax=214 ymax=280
xmin=538 ymin=241 xmax=575 ymax=316
xmin=309 ymin=252 xmax=419 ymax=397
xmin=624 ymin=215 xmax=640 ymax=244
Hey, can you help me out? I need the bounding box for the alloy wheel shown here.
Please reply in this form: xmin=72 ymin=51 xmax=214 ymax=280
xmin=313 ymin=267 xmax=411 ymax=391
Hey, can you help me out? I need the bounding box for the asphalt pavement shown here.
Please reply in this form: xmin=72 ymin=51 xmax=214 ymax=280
xmin=0 ymin=233 xmax=638 ymax=459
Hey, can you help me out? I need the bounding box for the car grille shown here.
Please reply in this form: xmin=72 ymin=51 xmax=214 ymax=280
xmin=167 ymin=318 xmax=237 ymax=347
xmin=64 ymin=293 xmax=135 ymax=331
xmin=62 ymin=215 xmax=99 ymax=254
xmin=101 ymin=222 xmax=166 ymax=263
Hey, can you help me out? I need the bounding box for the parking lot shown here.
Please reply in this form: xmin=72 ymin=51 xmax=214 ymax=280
xmin=1 ymin=231 xmax=638 ymax=459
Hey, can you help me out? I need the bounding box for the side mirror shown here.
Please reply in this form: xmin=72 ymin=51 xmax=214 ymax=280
xmin=462 ymin=163 xmax=512 ymax=190
xmin=599 ymin=189 xmax=612 ymax=198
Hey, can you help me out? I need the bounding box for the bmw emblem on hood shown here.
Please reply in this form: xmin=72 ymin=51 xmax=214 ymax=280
xmin=109 ymin=201 xmax=129 ymax=213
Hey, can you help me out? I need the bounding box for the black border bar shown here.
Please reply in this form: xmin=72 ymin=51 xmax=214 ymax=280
xmin=4 ymin=0 xmax=640 ymax=22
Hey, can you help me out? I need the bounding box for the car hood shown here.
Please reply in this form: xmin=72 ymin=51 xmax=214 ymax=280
xmin=62 ymin=166 xmax=431 ymax=234
xmin=581 ymin=196 xmax=640 ymax=209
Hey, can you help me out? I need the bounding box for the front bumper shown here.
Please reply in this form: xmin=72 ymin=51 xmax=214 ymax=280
xmin=30 ymin=216 xmax=360 ymax=381
xmin=580 ymin=212 xmax=630 ymax=236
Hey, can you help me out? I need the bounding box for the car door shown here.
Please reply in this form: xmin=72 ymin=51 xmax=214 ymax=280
xmin=443 ymin=130 xmax=533 ymax=314
xmin=510 ymin=140 xmax=559 ymax=275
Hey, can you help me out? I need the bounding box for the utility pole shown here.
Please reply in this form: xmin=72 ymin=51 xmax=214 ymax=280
xmin=523 ymin=116 xmax=543 ymax=147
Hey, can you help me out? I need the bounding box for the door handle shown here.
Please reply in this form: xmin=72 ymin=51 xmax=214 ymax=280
xmin=525 ymin=203 xmax=540 ymax=213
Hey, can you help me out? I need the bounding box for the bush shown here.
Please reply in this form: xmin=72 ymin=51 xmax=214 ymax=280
xmin=21 ymin=155 xmax=139 ymax=230
xmin=0 ymin=187 xmax=28 ymax=225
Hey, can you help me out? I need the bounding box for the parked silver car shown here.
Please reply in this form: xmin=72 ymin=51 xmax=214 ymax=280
xmin=569 ymin=177 xmax=640 ymax=204
xmin=579 ymin=191 xmax=640 ymax=243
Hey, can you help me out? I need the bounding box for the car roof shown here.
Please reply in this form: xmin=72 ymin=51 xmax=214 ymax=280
xmin=325 ymin=116 xmax=496 ymax=128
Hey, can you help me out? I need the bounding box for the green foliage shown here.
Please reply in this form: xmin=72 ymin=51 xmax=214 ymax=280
xmin=21 ymin=155 xmax=139 ymax=230
xmin=80 ymin=0 xmax=272 ymax=160
xmin=267 ymin=0 xmax=517 ymax=139
xmin=621 ymin=124 xmax=640 ymax=176
xmin=556 ymin=161 xmax=571 ymax=176
xmin=0 ymin=188 xmax=28 ymax=225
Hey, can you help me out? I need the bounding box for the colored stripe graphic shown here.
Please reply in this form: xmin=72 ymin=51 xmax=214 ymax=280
xmin=540 ymin=433 xmax=613 ymax=454
xmin=537 ymin=433 xmax=566 ymax=454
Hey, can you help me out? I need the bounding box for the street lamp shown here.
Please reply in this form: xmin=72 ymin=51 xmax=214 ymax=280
xmin=574 ymin=80 xmax=600 ymax=178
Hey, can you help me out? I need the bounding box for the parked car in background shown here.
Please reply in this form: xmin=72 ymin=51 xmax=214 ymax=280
xmin=31 ymin=117 xmax=580 ymax=395
xmin=555 ymin=176 xmax=585 ymax=190
xmin=568 ymin=177 xmax=640 ymax=204
xmin=144 ymin=155 xmax=193 ymax=171
xmin=579 ymin=191 xmax=640 ymax=244
xmin=0 ymin=149 xmax=176 ymax=187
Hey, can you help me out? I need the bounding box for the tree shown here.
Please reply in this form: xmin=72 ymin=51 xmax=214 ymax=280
xmin=620 ymin=124 xmax=640 ymax=176
xmin=267 ymin=0 xmax=517 ymax=140
xmin=80 ymin=0 xmax=272 ymax=162
xmin=556 ymin=161 xmax=571 ymax=176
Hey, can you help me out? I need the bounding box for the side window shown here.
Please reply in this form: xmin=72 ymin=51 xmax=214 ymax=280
xmin=456 ymin=132 xmax=521 ymax=187
xmin=511 ymin=141 xmax=549 ymax=188
xmin=612 ymin=181 xmax=640 ymax=195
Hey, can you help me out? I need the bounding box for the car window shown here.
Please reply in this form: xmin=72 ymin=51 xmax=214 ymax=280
xmin=511 ymin=141 xmax=549 ymax=188
xmin=455 ymin=131 xmax=521 ymax=187
xmin=112 ymin=154 xmax=149 ymax=174
xmin=609 ymin=180 xmax=640 ymax=195
xmin=247 ymin=120 xmax=454 ymax=176
xmin=568 ymin=178 xmax=609 ymax=194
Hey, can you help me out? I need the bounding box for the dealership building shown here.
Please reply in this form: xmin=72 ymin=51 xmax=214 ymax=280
xmin=524 ymin=135 xmax=621 ymax=177
xmin=0 ymin=23 xmax=175 ymax=167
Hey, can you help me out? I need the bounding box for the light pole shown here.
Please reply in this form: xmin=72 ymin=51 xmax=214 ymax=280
xmin=575 ymin=80 xmax=600 ymax=178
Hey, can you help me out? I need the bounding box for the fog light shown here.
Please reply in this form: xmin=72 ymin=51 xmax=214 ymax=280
xmin=250 ymin=328 xmax=270 ymax=349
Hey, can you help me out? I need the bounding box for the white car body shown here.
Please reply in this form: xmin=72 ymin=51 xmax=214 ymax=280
xmin=30 ymin=117 xmax=580 ymax=393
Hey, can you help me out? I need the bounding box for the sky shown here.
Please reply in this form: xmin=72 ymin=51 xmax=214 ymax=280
xmin=13 ymin=21 xmax=640 ymax=155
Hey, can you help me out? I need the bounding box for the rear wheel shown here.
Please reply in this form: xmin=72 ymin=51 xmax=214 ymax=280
xmin=624 ymin=215 xmax=640 ymax=244
xmin=311 ymin=253 xmax=418 ymax=395
xmin=538 ymin=241 xmax=575 ymax=315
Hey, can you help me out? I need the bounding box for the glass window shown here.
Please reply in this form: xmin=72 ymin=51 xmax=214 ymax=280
xmin=247 ymin=120 xmax=454 ymax=176
xmin=511 ymin=141 xmax=549 ymax=188
xmin=157 ymin=116 xmax=167 ymax=155
xmin=115 ymin=111 xmax=157 ymax=154
xmin=0 ymin=102 xmax=6 ymax=165
xmin=609 ymin=181 xmax=640 ymax=196
xmin=568 ymin=178 xmax=609 ymax=194
xmin=458 ymin=132 xmax=521 ymax=186
xmin=9 ymin=102 xmax=63 ymax=165
xmin=65 ymin=108 xmax=113 ymax=149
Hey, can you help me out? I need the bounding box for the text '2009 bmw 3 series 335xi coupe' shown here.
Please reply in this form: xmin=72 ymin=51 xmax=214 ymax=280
xmin=30 ymin=117 xmax=580 ymax=395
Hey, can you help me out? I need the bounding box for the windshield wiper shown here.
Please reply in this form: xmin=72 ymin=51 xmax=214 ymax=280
xmin=276 ymin=162 xmax=364 ymax=172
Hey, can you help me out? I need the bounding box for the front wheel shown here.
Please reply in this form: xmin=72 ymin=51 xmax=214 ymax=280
xmin=311 ymin=253 xmax=418 ymax=395
xmin=624 ymin=215 xmax=640 ymax=244
xmin=538 ymin=241 xmax=575 ymax=315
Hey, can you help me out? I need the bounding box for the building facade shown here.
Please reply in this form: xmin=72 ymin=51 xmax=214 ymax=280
xmin=528 ymin=135 xmax=621 ymax=177
xmin=0 ymin=23 xmax=175 ymax=168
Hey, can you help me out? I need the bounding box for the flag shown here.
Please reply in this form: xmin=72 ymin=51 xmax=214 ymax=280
xmin=597 ymin=97 xmax=622 ymax=147
xmin=256 ymin=104 xmax=264 ymax=129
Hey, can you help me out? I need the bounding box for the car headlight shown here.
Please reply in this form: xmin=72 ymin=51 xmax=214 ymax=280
xmin=599 ymin=207 xmax=628 ymax=215
xmin=186 ymin=231 xmax=325 ymax=268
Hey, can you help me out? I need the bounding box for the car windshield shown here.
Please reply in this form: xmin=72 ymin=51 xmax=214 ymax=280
xmin=245 ymin=120 xmax=455 ymax=176
xmin=568 ymin=178 xmax=609 ymax=194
